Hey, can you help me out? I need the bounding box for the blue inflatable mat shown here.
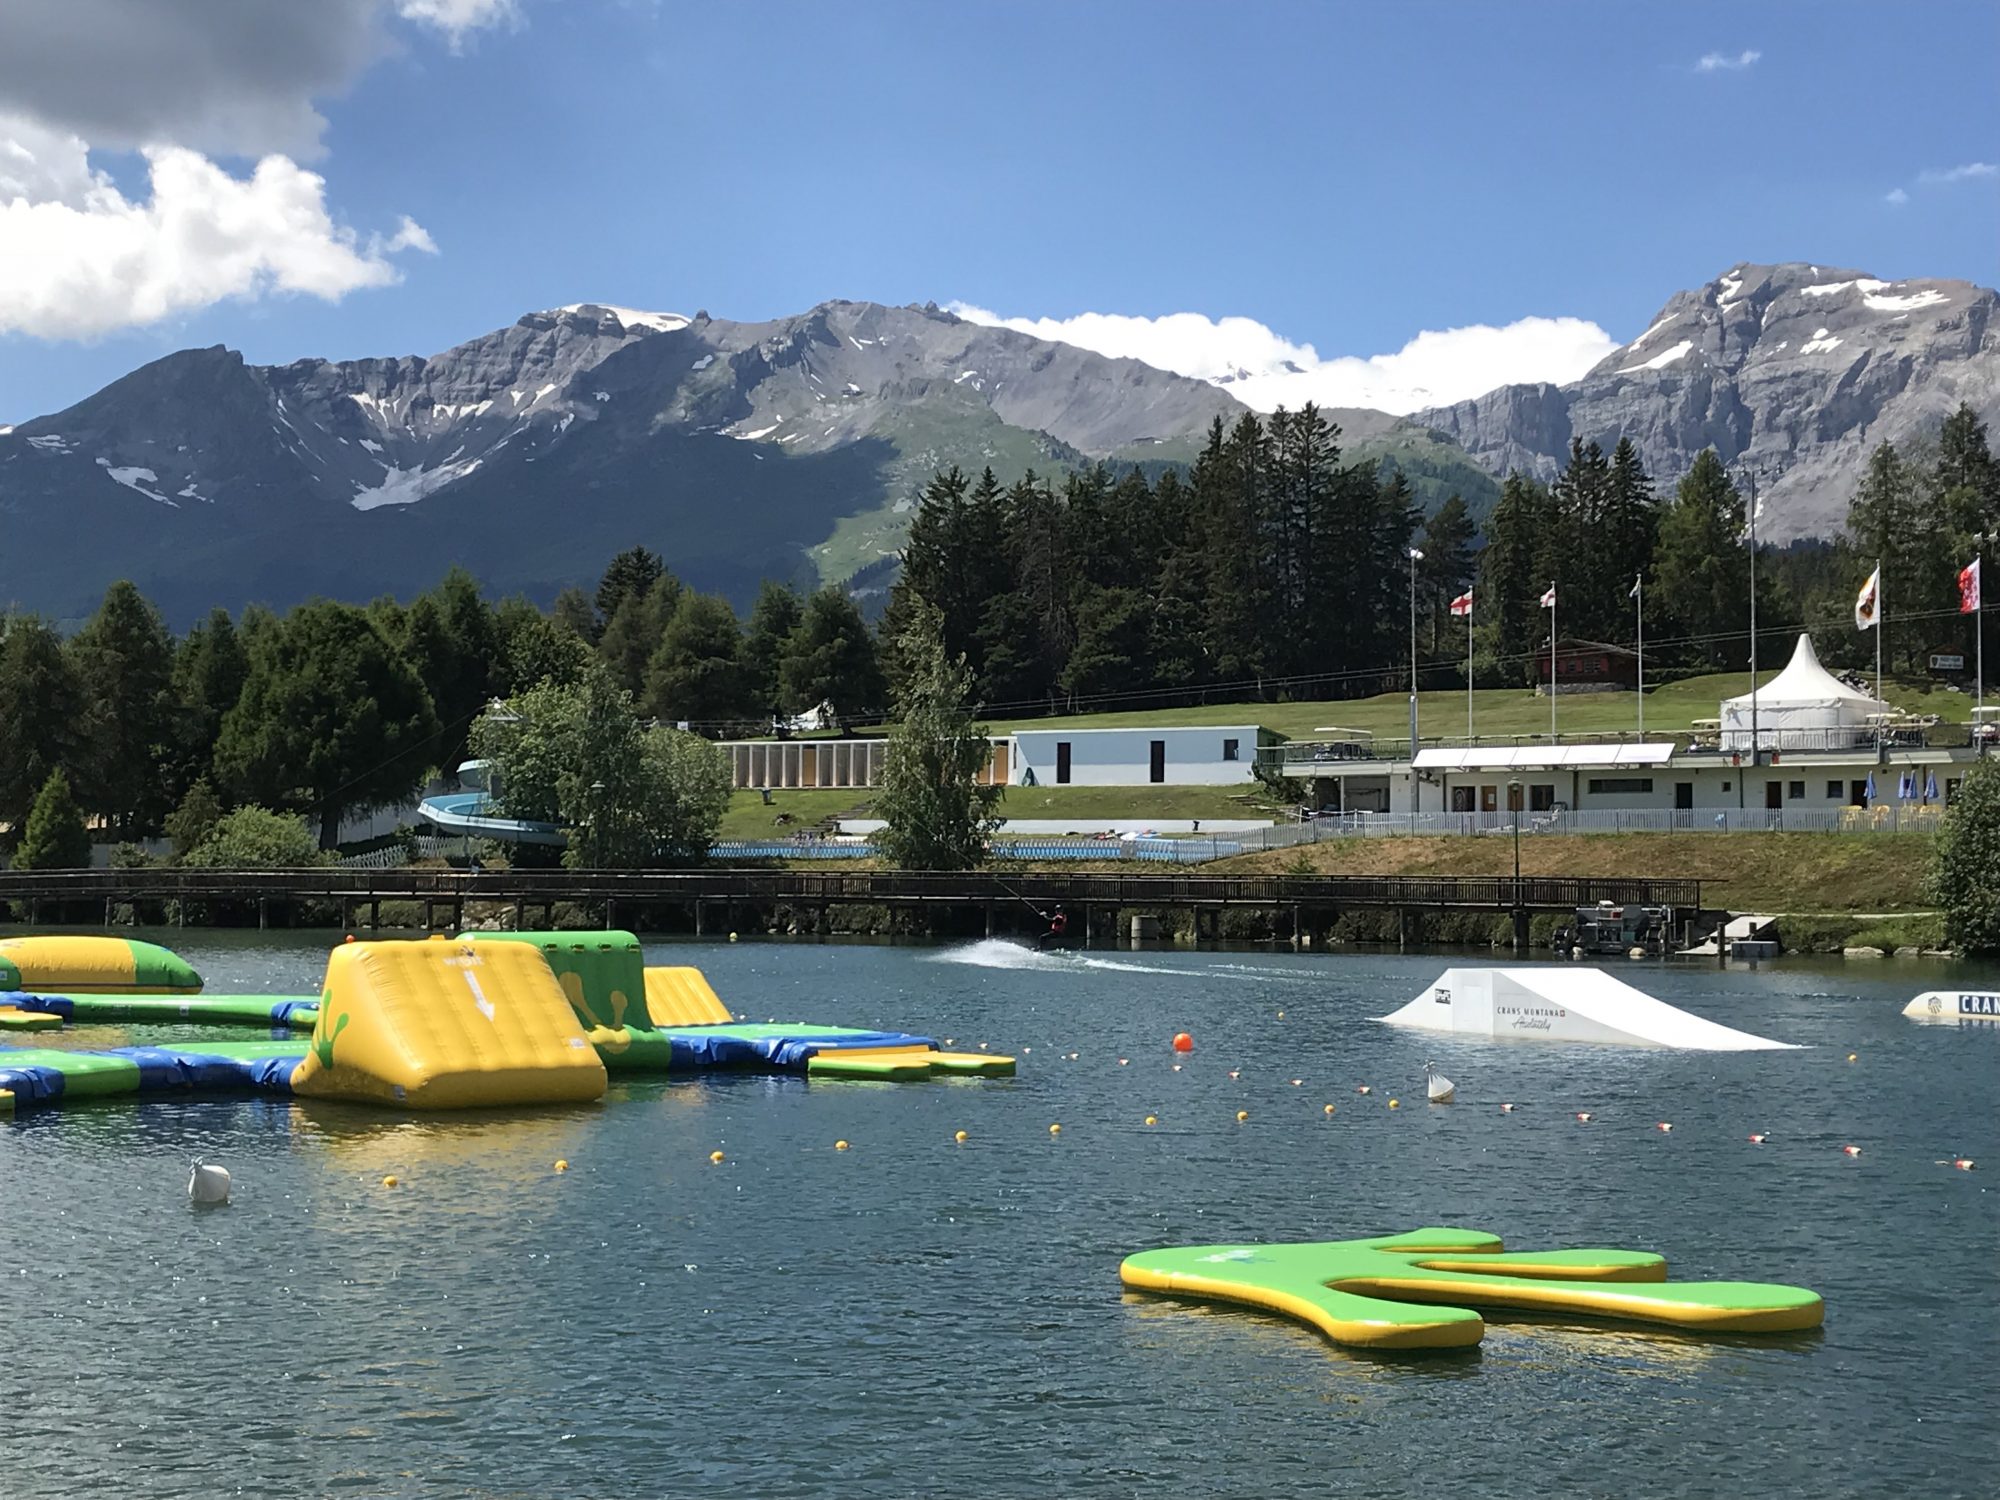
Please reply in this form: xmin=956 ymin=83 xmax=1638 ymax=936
xmin=664 ymin=1026 xmax=936 ymax=1071
xmin=0 ymin=1044 xmax=302 ymax=1104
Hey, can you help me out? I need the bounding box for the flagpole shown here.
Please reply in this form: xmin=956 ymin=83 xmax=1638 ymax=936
xmin=1549 ymin=583 xmax=1558 ymax=742
xmin=1978 ymin=555 xmax=1985 ymax=724
xmin=1466 ymin=600 xmax=1474 ymax=743
xmin=1408 ymin=547 xmax=1421 ymax=831
xmin=1748 ymin=471 xmax=1759 ymax=769
xmin=1876 ymin=555 xmax=1885 ymax=715
xmin=1635 ymin=573 xmax=1644 ymax=739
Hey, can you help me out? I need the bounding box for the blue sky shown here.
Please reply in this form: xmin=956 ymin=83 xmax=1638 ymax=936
xmin=2 ymin=0 xmax=1995 ymax=421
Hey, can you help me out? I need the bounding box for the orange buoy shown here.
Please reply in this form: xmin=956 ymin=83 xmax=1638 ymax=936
xmin=1842 ymin=1144 xmax=1862 ymax=1157
xmin=1172 ymin=1032 xmax=1194 ymax=1053
xmin=1749 ymin=1133 xmax=1768 ymax=1144
xmin=1656 ymin=1122 xmax=1673 ymax=1133
xmin=1953 ymin=1158 xmax=1976 ymax=1170
xmin=1575 ymin=1112 xmax=1593 ymax=1123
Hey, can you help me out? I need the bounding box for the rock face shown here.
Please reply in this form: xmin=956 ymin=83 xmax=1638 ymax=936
xmin=0 ymin=301 xmax=1244 ymax=622
xmin=1415 ymin=263 xmax=1999 ymax=540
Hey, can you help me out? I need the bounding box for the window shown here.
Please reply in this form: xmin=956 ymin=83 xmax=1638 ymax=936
xmin=1722 ymin=780 xmax=1732 ymax=792
xmin=1788 ymin=780 xmax=1806 ymax=800
xmin=1587 ymin=777 xmax=1654 ymax=794
xmin=1826 ymin=780 xmax=1844 ymax=799
xmin=1222 ymin=738 xmax=1240 ymax=762
xmin=1529 ymin=783 xmax=1556 ymax=811
xmin=1149 ymin=740 xmax=1166 ymax=784
xmin=1055 ymin=742 xmax=1071 ymax=784
xmin=1450 ymin=786 xmax=1475 ymax=812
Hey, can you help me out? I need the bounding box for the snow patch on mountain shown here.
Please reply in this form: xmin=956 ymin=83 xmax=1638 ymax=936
xmin=95 ymin=459 xmax=176 ymax=506
xmin=1617 ymin=339 xmax=1693 ymax=374
xmin=557 ymin=303 xmax=690 ymax=334
xmin=351 ymin=458 xmax=484 ymax=511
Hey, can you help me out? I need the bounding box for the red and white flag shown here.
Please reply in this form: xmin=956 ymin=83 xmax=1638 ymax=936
xmin=1449 ymin=590 xmax=1473 ymax=617
xmin=1539 ymin=584 xmax=1557 ymax=609
xmin=1960 ymin=558 xmax=1982 ymax=614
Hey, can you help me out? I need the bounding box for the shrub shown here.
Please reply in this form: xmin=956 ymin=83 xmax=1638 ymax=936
xmin=1928 ymin=760 xmax=2000 ymax=954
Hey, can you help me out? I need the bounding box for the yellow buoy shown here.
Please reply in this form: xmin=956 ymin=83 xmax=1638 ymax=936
xmin=1049 ymin=1123 xmax=1062 ymax=1136
xmin=554 ymin=1159 xmax=569 ymax=1172
xmin=953 ymin=1130 xmax=968 ymax=1143
xmin=1388 ymin=1098 xmax=1400 ymax=1109
xmin=1323 ymin=1103 xmax=1335 ymax=1115
xmin=729 ymin=932 xmax=739 ymax=942
xmin=1848 ymin=1053 xmax=1858 ymax=1062
xmin=1277 ymin=1011 xmax=1285 ymax=1019
xmin=1144 ymin=1115 xmax=1157 ymax=1126
xmin=709 ymin=1150 xmax=725 ymax=1164
xmin=1236 ymin=1110 xmax=1249 ymax=1122
xmin=381 ymin=1174 xmax=399 ymax=1188
xmin=835 ymin=1139 xmax=851 ymax=1151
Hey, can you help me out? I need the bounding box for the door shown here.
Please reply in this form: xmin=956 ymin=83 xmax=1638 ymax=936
xmin=1765 ymin=780 xmax=1783 ymax=810
xmin=1480 ymin=785 xmax=1497 ymax=813
xmin=1055 ymin=742 xmax=1071 ymax=785
xmin=1851 ymin=778 xmax=1869 ymax=807
xmin=1149 ymin=740 xmax=1166 ymax=784
xmin=1674 ymin=781 xmax=1694 ymax=810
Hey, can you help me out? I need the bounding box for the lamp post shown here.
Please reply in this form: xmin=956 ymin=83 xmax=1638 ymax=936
xmin=588 ymin=779 xmax=606 ymax=867
xmin=1508 ymin=777 xmax=1525 ymax=950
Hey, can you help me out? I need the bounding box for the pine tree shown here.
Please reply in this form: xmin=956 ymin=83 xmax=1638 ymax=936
xmin=778 ymin=586 xmax=884 ymax=720
xmin=1651 ymin=449 xmax=1749 ymax=669
xmin=595 ymin=546 xmax=666 ymax=636
xmin=401 ymin=567 xmax=501 ymax=776
xmin=1478 ymin=473 xmax=1556 ymax=682
xmin=873 ymin=603 xmax=1001 ymax=871
xmin=1196 ymin=414 xmax=1272 ymax=685
xmin=599 ymin=574 xmax=681 ymax=697
xmin=743 ymin=580 xmax=806 ymax=713
xmin=0 ymin=616 xmax=93 ymax=841
xmin=14 ymin=769 xmax=90 ymax=870
xmin=1417 ymin=495 xmax=1477 ymax=652
xmin=165 ymin=778 xmax=224 ymax=859
xmin=69 ymin=579 xmax=177 ymax=835
xmin=170 ymin=608 xmax=249 ymax=796
xmin=644 ymin=593 xmax=749 ymax=725
xmin=1063 ymin=586 xmax=1151 ymax=702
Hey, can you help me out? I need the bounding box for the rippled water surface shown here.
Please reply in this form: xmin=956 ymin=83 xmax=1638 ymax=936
xmin=3 ymin=933 xmax=1995 ymax=1498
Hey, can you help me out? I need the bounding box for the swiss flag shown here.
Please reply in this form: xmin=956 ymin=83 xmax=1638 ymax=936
xmin=1449 ymin=591 xmax=1473 ymax=618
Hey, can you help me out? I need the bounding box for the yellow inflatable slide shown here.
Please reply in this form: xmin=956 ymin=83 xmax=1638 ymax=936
xmin=290 ymin=940 xmax=606 ymax=1109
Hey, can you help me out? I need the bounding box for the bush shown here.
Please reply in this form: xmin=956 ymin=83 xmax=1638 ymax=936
xmin=1843 ymin=915 xmax=1945 ymax=955
xmin=1928 ymin=760 xmax=2000 ymax=953
xmin=14 ymin=770 xmax=90 ymax=869
xmin=183 ymin=806 xmax=329 ymax=868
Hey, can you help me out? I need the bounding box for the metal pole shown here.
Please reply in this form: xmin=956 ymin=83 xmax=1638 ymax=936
xmin=1748 ymin=471 xmax=1759 ymax=770
xmin=1466 ymin=600 xmax=1474 ymax=743
xmin=1408 ymin=547 xmax=1422 ymax=830
xmin=1635 ymin=572 xmax=1644 ymax=739
xmin=1876 ymin=555 xmax=1885 ymax=716
xmin=1978 ymin=553 xmax=1985 ymax=726
xmin=1549 ymin=585 xmax=1558 ymax=742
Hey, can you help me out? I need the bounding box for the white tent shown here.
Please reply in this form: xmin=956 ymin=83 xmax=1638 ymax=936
xmin=1720 ymin=633 xmax=1886 ymax=750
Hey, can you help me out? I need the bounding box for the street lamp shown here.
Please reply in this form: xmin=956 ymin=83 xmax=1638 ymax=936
xmin=1508 ymin=778 xmax=1524 ymax=949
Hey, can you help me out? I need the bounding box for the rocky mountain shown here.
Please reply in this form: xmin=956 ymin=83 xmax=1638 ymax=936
xmin=0 ymin=300 xmax=1256 ymax=623
xmin=1414 ymin=263 xmax=1998 ymax=540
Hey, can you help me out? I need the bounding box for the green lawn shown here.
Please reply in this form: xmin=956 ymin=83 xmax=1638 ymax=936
xmin=988 ymin=671 xmax=1961 ymax=742
xmin=717 ymin=783 xmax=1287 ymax=839
xmin=718 ymin=789 xmax=872 ymax=840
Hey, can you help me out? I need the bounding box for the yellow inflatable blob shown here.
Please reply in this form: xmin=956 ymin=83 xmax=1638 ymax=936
xmin=643 ymin=966 xmax=734 ymax=1027
xmin=0 ymin=935 xmax=201 ymax=994
xmin=290 ymin=940 xmax=606 ymax=1109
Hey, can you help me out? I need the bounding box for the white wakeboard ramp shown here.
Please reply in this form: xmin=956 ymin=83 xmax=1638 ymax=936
xmin=1380 ymin=967 xmax=1797 ymax=1050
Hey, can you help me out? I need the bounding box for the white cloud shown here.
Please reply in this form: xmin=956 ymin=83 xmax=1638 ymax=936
xmin=1695 ymin=49 xmax=1762 ymax=72
xmin=1884 ymin=187 xmax=1909 ymax=206
xmin=947 ymin=302 xmax=1619 ymax=415
xmin=1917 ymin=162 xmax=1997 ymax=185
xmin=396 ymin=0 xmax=522 ymax=49
xmin=0 ymin=115 xmax=435 ymax=339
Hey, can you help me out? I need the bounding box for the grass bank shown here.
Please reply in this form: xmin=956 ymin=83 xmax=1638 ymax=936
xmin=1215 ymin=832 xmax=1935 ymax=914
xmin=720 ymin=784 xmax=1289 ymax=841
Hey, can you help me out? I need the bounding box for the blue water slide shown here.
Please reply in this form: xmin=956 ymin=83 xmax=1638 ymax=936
xmin=418 ymin=762 xmax=569 ymax=847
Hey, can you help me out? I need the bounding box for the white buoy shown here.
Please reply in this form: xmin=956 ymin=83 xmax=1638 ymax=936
xmin=1424 ymin=1062 xmax=1455 ymax=1104
xmin=188 ymin=1161 xmax=231 ymax=1206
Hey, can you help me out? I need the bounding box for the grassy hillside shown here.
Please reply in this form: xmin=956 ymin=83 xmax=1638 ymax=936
xmin=991 ymin=670 xmax=1966 ymax=740
xmin=718 ymin=783 xmax=1290 ymax=839
xmin=1217 ymin=832 xmax=1934 ymax=913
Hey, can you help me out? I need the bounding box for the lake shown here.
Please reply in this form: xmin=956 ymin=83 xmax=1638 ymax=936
xmin=2 ymin=933 xmax=1995 ymax=1498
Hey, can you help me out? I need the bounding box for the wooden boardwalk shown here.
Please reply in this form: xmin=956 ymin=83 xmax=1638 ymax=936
xmin=0 ymin=866 xmax=1702 ymax=936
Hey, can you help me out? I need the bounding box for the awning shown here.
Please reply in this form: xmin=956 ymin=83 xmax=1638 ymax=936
xmin=1411 ymin=743 xmax=1678 ymax=772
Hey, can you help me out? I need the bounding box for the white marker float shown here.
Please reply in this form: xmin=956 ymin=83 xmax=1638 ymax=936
xmin=1380 ymin=968 xmax=1797 ymax=1051
xmin=1902 ymin=991 xmax=2000 ymax=1024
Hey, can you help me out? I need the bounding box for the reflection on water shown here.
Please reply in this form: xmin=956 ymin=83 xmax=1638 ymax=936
xmin=2 ymin=932 xmax=1996 ymax=1498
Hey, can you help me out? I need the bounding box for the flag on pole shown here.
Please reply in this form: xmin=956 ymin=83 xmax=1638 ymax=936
xmin=1629 ymin=575 xmax=1642 ymax=598
xmin=1449 ymin=590 xmax=1473 ymax=617
xmin=1959 ymin=558 xmax=1982 ymax=614
xmin=1898 ymin=770 xmax=1917 ymax=801
xmin=1855 ymin=567 xmax=1882 ymax=630
xmin=1925 ymin=770 xmax=1940 ymax=802
xmin=1540 ymin=584 xmax=1557 ymax=608
xmin=1864 ymin=771 xmax=1877 ymax=802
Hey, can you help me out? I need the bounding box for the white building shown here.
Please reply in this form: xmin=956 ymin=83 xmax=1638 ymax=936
xmin=1008 ymin=725 xmax=1270 ymax=787
xmin=1284 ymin=633 xmax=1976 ymax=825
